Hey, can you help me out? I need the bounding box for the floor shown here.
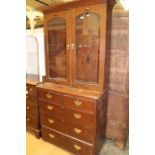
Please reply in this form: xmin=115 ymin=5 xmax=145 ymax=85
xmin=26 ymin=132 xmax=129 ymax=155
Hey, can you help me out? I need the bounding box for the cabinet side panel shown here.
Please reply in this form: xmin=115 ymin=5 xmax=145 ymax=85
xmin=104 ymin=3 xmax=114 ymax=91
xmin=95 ymin=91 xmax=108 ymax=155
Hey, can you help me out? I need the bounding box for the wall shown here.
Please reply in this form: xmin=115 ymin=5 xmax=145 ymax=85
xmin=106 ymin=6 xmax=129 ymax=148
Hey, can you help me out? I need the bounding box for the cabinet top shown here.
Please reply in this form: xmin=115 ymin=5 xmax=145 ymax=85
xmin=39 ymin=0 xmax=116 ymax=14
xmin=26 ymin=74 xmax=40 ymax=85
xmin=37 ymin=82 xmax=107 ymax=99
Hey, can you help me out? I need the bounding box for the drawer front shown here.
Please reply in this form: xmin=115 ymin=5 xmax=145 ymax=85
xmin=26 ymin=103 xmax=37 ymax=116
xmin=63 ymin=122 xmax=94 ymax=143
xmin=26 ymin=84 xmax=36 ymax=96
xmin=67 ymin=136 xmax=94 ymax=155
xmin=40 ymin=112 xmax=64 ymax=130
xmin=64 ymin=108 xmax=95 ymax=127
xmin=39 ymin=100 xmax=62 ymax=116
xmin=63 ymin=95 xmax=96 ymax=113
xmin=38 ymin=89 xmax=62 ymax=104
xmin=26 ymin=115 xmax=38 ymax=129
xmin=26 ymin=94 xmax=36 ymax=104
xmin=39 ymin=100 xmax=95 ymax=128
xmin=42 ymin=127 xmax=68 ymax=150
xmin=40 ymin=112 xmax=94 ymax=143
xmin=42 ymin=127 xmax=94 ymax=155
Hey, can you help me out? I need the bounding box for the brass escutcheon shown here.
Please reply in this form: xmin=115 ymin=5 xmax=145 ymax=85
xmin=47 ymin=105 xmax=53 ymax=110
xmin=74 ymin=100 xmax=82 ymax=106
xmin=74 ymin=144 xmax=81 ymax=151
xmin=46 ymin=93 xmax=53 ymax=99
xmin=48 ymin=119 xmax=55 ymax=124
xmin=73 ymin=113 xmax=82 ymax=119
xmin=49 ymin=133 xmax=55 ymax=139
xmin=74 ymin=128 xmax=82 ymax=134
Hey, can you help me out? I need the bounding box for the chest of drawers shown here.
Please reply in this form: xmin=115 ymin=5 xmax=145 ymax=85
xmin=37 ymin=83 xmax=107 ymax=155
xmin=26 ymin=82 xmax=41 ymax=138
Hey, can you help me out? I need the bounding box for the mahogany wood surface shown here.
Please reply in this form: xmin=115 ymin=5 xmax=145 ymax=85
xmin=38 ymin=0 xmax=116 ymax=154
xmin=39 ymin=0 xmax=115 ymax=14
xmin=37 ymin=82 xmax=102 ymax=99
xmin=39 ymin=101 xmax=95 ymax=129
xmin=38 ymin=86 xmax=107 ymax=154
xmin=26 ymin=80 xmax=41 ymax=138
xmin=26 ymin=115 xmax=39 ymax=129
xmin=43 ymin=2 xmax=114 ymax=92
xmin=42 ymin=127 xmax=94 ymax=155
xmin=26 ymin=74 xmax=40 ymax=85
xmin=44 ymin=10 xmax=70 ymax=85
xmin=41 ymin=117 xmax=95 ymax=143
xmin=26 ymin=103 xmax=38 ymax=116
xmin=71 ymin=4 xmax=107 ymax=91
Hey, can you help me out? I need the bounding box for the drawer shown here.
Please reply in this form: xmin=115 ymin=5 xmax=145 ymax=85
xmin=42 ymin=127 xmax=68 ymax=150
xmin=63 ymin=94 xmax=96 ymax=113
xmin=26 ymin=94 xmax=36 ymax=104
xmin=67 ymin=136 xmax=94 ymax=155
xmin=26 ymin=115 xmax=38 ymax=129
xmin=26 ymin=84 xmax=36 ymax=96
xmin=39 ymin=101 xmax=95 ymax=127
xmin=63 ymin=121 xmax=95 ymax=143
xmin=38 ymin=89 xmax=62 ymax=104
xmin=39 ymin=101 xmax=62 ymax=116
xmin=26 ymin=103 xmax=37 ymax=116
xmin=64 ymin=107 xmax=95 ymax=128
xmin=42 ymin=127 xmax=94 ymax=155
xmin=40 ymin=112 xmax=64 ymax=130
xmin=40 ymin=112 xmax=94 ymax=143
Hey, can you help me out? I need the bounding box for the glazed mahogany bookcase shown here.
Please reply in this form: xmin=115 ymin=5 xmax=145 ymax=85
xmin=37 ymin=0 xmax=115 ymax=154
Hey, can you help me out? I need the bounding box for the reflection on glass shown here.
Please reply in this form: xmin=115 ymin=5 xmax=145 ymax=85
xmin=76 ymin=12 xmax=100 ymax=83
xmin=48 ymin=18 xmax=67 ymax=79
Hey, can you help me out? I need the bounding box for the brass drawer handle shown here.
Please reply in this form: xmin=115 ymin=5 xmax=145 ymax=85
xmin=26 ymin=106 xmax=30 ymax=110
xmin=85 ymin=8 xmax=90 ymax=11
xmin=48 ymin=118 xmax=55 ymax=124
xmin=66 ymin=44 xmax=70 ymax=50
xmin=74 ymin=128 xmax=82 ymax=134
xmin=74 ymin=144 xmax=81 ymax=151
xmin=49 ymin=133 xmax=55 ymax=139
xmin=74 ymin=100 xmax=82 ymax=106
xmin=71 ymin=43 xmax=75 ymax=50
xmin=46 ymin=93 xmax=53 ymax=99
xmin=26 ymin=118 xmax=30 ymax=122
xmin=47 ymin=105 xmax=53 ymax=110
xmin=73 ymin=113 xmax=82 ymax=119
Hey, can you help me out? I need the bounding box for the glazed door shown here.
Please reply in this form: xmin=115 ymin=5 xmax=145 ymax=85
xmin=45 ymin=11 xmax=70 ymax=85
xmin=71 ymin=4 xmax=107 ymax=90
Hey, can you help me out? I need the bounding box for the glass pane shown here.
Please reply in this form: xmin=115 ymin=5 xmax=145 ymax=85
xmin=48 ymin=18 xmax=67 ymax=79
xmin=75 ymin=12 xmax=100 ymax=84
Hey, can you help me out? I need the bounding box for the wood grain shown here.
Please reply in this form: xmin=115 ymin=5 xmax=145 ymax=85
xmin=26 ymin=80 xmax=41 ymax=138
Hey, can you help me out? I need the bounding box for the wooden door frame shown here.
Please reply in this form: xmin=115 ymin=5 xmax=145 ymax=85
xmin=44 ymin=10 xmax=71 ymax=85
xmin=70 ymin=4 xmax=107 ymax=91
